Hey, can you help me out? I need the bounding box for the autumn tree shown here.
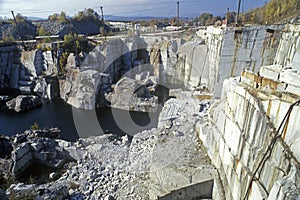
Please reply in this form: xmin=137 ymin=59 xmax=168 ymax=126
xmin=74 ymin=8 xmax=99 ymax=22
xmin=244 ymin=0 xmax=300 ymax=24
xmin=58 ymin=11 xmax=67 ymax=23
xmin=226 ymin=12 xmax=237 ymax=24
xmin=47 ymin=12 xmax=67 ymax=23
xmin=198 ymin=13 xmax=213 ymax=26
xmin=15 ymin=13 xmax=27 ymax=23
xmin=38 ymin=27 xmax=50 ymax=36
xmin=48 ymin=13 xmax=59 ymax=21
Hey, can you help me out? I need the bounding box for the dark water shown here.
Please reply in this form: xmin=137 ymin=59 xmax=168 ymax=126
xmin=0 ymin=99 xmax=160 ymax=141
xmin=0 ymin=84 xmax=171 ymax=141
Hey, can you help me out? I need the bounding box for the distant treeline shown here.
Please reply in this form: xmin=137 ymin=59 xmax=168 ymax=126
xmin=0 ymin=8 xmax=106 ymax=42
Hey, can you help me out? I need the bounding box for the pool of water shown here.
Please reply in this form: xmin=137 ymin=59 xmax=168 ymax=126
xmin=0 ymin=99 xmax=160 ymax=141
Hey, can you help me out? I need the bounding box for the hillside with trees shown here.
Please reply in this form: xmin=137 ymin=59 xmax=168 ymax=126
xmin=243 ymin=0 xmax=300 ymax=24
xmin=0 ymin=14 xmax=37 ymax=42
xmin=192 ymin=0 xmax=300 ymax=26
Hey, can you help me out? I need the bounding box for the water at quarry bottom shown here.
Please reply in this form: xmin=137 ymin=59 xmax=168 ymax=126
xmin=0 ymin=99 xmax=160 ymax=141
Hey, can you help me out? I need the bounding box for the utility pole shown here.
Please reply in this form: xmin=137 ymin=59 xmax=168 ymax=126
xmin=11 ymin=11 xmax=27 ymax=50
xmin=227 ymin=7 xmax=230 ymax=18
xmin=100 ymin=6 xmax=104 ymax=22
xmin=100 ymin=6 xmax=106 ymax=39
xmin=226 ymin=7 xmax=230 ymax=25
xmin=177 ymin=1 xmax=180 ymax=28
xmin=236 ymin=0 xmax=242 ymax=26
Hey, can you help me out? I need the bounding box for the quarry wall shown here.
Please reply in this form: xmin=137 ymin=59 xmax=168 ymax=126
xmin=206 ymin=25 xmax=284 ymax=97
xmin=198 ymin=24 xmax=300 ymax=200
xmin=1 ymin=22 xmax=300 ymax=200
xmin=0 ymin=25 xmax=288 ymax=106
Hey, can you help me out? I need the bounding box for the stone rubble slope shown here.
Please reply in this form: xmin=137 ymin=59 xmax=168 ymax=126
xmin=2 ymin=90 xmax=214 ymax=200
xmin=0 ymin=128 xmax=73 ymax=177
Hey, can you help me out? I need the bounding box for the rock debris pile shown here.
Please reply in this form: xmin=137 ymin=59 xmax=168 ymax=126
xmin=0 ymin=90 xmax=214 ymax=200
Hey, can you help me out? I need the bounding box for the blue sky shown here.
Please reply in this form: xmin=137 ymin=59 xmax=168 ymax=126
xmin=0 ymin=0 xmax=268 ymax=19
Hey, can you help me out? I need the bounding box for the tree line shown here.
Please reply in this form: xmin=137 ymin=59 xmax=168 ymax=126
xmin=192 ymin=0 xmax=300 ymax=26
xmin=243 ymin=0 xmax=300 ymax=24
xmin=0 ymin=8 xmax=103 ymax=41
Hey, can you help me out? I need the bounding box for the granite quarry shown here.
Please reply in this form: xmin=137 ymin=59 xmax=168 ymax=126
xmin=0 ymin=22 xmax=300 ymax=200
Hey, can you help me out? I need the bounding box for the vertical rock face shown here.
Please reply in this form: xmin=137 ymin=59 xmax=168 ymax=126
xmin=147 ymin=37 xmax=209 ymax=89
xmin=197 ymin=24 xmax=300 ymax=200
xmin=0 ymin=47 xmax=54 ymax=93
xmin=179 ymin=40 xmax=210 ymax=87
xmin=65 ymin=70 xmax=108 ymax=110
xmin=144 ymin=25 xmax=285 ymax=97
xmin=206 ymin=25 xmax=284 ymax=98
xmin=198 ymin=75 xmax=300 ymax=200
xmin=274 ymin=25 xmax=300 ymax=70
xmin=0 ymin=26 xmax=288 ymax=110
xmin=61 ymin=37 xmax=150 ymax=110
xmin=20 ymin=49 xmax=45 ymax=77
xmin=43 ymin=50 xmax=56 ymax=75
xmin=0 ymin=46 xmax=20 ymax=89
xmin=59 ymin=68 xmax=79 ymax=103
xmin=55 ymin=25 xmax=293 ymax=111
xmin=0 ymin=47 xmax=61 ymax=111
xmin=64 ymin=26 xmax=283 ymax=109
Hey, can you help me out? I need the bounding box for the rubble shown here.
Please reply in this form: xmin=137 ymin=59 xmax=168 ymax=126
xmin=0 ymin=128 xmax=74 ymax=177
xmin=0 ymin=90 xmax=214 ymax=200
xmin=6 ymin=95 xmax=42 ymax=112
xmin=106 ymin=76 xmax=158 ymax=112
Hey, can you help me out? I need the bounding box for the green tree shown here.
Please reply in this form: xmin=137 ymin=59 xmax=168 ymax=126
xmin=15 ymin=13 xmax=26 ymax=23
xmin=244 ymin=0 xmax=300 ymax=24
xmin=62 ymin=33 xmax=90 ymax=53
xmin=38 ymin=27 xmax=50 ymax=36
xmin=59 ymin=52 xmax=69 ymax=75
xmin=48 ymin=13 xmax=59 ymax=21
xmin=226 ymin=12 xmax=237 ymax=24
xmin=74 ymin=8 xmax=99 ymax=22
xmin=63 ymin=33 xmax=75 ymax=51
xmin=2 ymin=33 xmax=15 ymax=43
xmin=198 ymin=13 xmax=213 ymax=26
xmin=59 ymin=11 xmax=67 ymax=23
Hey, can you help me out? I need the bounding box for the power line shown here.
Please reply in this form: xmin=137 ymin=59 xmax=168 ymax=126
xmin=0 ymin=1 xmax=241 ymax=19
xmin=99 ymin=1 xmax=175 ymax=8
xmin=108 ymin=3 xmax=174 ymax=16
xmin=3 ymin=0 xmax=207 ymax=15
xmin=166 ymin=5 xmax=177 ymax=18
